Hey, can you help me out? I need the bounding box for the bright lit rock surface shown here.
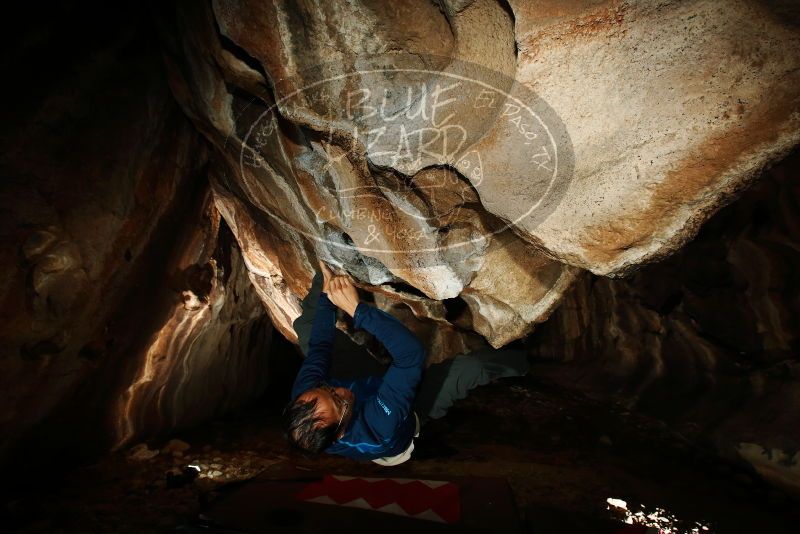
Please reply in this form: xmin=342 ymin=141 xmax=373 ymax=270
xmin=160 ymin=0 xmax=800 ymax=357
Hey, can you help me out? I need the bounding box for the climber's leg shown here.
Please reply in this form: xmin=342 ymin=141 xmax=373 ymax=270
xmin=292 ymin=270 xmax=324 ymax=357
xmin=414 ymin=348 xmax=529 ymax=425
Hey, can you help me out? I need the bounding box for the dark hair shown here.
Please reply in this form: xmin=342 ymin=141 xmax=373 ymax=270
xmin=282 ymin=397 xmax=337 ymax=453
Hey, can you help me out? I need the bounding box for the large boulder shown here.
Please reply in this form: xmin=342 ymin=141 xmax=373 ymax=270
xmin=158 ymin=0 xmax=799 ymax=358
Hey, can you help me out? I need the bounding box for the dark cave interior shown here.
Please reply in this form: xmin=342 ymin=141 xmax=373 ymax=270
xmin=1 ymin=1 xmax=799 ymax=533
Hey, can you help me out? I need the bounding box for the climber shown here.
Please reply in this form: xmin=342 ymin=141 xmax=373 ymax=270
xmin=282 ymin=260 xmax=529 ymax=466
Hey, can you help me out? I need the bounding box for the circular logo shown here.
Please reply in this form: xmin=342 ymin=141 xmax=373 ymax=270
xmin=237 ymin=55 xmax=573 ymax=269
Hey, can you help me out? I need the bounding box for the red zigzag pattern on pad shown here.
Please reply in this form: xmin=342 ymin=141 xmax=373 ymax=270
xmin=296 ymin=474 xmax=461 ymax=523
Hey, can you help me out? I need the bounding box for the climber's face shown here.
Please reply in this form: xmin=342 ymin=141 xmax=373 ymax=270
xmin=297 ymin=384 xmax=353 ymax=437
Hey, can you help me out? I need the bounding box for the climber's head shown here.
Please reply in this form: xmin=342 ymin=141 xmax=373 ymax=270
xmin=283 ymin=383 xmax=352 ymax=453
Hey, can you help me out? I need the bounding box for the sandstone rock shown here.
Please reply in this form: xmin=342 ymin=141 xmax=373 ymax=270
xmin=112 ymin=192 xmax=273 ymax=448
xmin=461 ymin=231 xmax=580 ymax=347
xmin=127 ymin=444 xmax=159 ymax=462
xmin=211 ymin=180 xmax=308 ymax=342
xmin=0 ymin=7 xmax=273 ymax=463
xmin=528 ymin=154 xmax=800 ymax=491
xmin=157 ymin=0 xmax=800 ymax=360
xmin=163 ymin=439 xmax=191 ymax=454
xmin=158 ymin=0 xmax=581 ymax=357
xmin=737 ymin=443 xmax=800 ymax=494
xmin=2 ymin=0 xmax=799 ymax=499
xmin=0 ymin=18 xmax=210 ymax=461
xmin=508 ymin=0 xmax=800 ymax=275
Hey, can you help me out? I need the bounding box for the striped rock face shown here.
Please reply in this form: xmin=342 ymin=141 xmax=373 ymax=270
xmin=0 ymin=8 xmax=273 ymax=457
xmin=158 ymin=0 xmax=800 ymax=359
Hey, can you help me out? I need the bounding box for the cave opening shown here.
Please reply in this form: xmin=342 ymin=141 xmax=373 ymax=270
xmin=2 ymin=1 xmax=800 ymax=533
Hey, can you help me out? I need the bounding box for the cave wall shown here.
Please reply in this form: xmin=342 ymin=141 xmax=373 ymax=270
xmin=528 ymin=151 xmax=800 ymax=492
xmin=0 ymin=2 xmax=272 ymax=466
xmin=0 ymin=0 xmax=798 ymax=495
xmin=156 ymin=0 xmax=800 ymax=360
xmin=153 ymin=0 xmax=800 ymax=491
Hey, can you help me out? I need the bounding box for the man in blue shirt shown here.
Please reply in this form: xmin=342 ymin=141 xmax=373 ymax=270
xmin=284 ymin=261 xmax=529 ymax=465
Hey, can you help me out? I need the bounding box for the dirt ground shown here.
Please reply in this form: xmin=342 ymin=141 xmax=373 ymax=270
xmin=4 ymin=369 xmax=798 ymax=533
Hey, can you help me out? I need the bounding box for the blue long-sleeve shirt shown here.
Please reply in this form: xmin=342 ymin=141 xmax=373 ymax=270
xmin=290 ymin=293 xmax=426 ymax=460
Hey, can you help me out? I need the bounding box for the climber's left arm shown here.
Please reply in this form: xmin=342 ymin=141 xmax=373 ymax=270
xmin=290 ymin=291 xmax=338 ymax=400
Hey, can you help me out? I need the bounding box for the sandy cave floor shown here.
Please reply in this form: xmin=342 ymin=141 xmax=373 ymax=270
xmin=5 ymin=368 xmax=799 ymax=533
